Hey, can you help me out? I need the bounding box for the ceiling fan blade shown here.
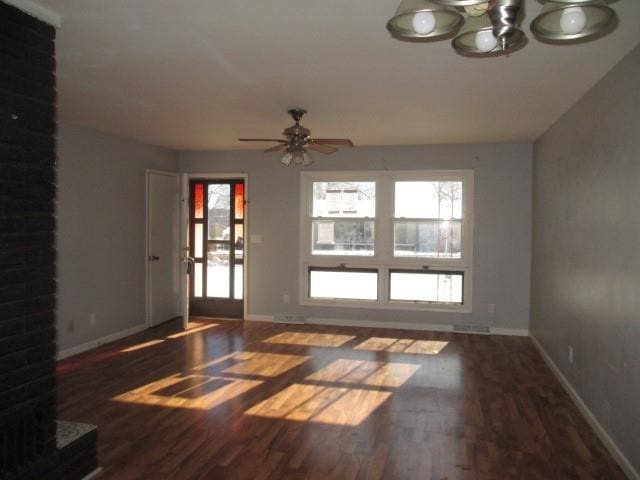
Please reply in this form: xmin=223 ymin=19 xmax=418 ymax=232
xmin=308 ymin=143 xmax=338 ymax=155
xmin=312 ymin=138 xmax=354 ymax=148
xmin=264 ymin=144 xmax=287 ymax=153
xmin=238 ymin=138 xmax=287 ymax=143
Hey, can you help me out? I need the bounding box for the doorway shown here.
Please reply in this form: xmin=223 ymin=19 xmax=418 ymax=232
xmin=189 ymin=178 xmax=245 ymax=318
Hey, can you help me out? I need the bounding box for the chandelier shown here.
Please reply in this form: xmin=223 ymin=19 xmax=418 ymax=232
xmin=386 ymin=0 xmax=617 ymax=56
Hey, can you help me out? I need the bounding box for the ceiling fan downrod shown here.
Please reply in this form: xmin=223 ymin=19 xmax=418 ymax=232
xmin=488 ymin=0 xmax=523 ymax=51
xmin=288 ymin=108 xmax=307 ymax=125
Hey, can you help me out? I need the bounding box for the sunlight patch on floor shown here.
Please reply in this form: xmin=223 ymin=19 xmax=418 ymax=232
xmin=112 ymin=373 xmax=261 ymax=410
xmin=221 ymin=352 xmax=310 ymax=377
xmin=166 ymin=323 xmax=219 ymax=339
xmin=305 ymin=358 xmax=420 ymax=388
xmin=262 ymin=332 xmax=356 ymax=348
xmin=120 ymin=339 xmax=165 ymax=353
xmin=191 ymin=351 xmax=310 ymax=378
xmin=355 ymin=337 xmax=449 ymax=355
xmin=245 ymin=384 xmax=391 ymax=426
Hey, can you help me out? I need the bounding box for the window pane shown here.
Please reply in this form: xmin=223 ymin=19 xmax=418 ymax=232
xmin=312 ymin=182 xmax=375 ymax=218
xmin=312 ymin=220 xmax=374 ymax=256
xmin=394 ymin=181 xmax=462 ymax=219
xmin=208 ymin=184 xmax=230 ymax=240
xmin=194 ymin=183 xmax=204 ymax=219
xmin=390 ymin=271 xmax=463 ymax=304
xmin=207 ymin=243 xmax=229 ymax=298
xmin=394 ymin=220 xmax=461 ymax=258
xmin=194 ymin=224 xmax=203 ymax=258
xmin=234 ymin=264 xmax=243 ymax=300
xmin=234 ymin=223 xmax=244 ymax=259
xmin=193 ymin=263 xmax=203 ymax=297
xmin=235 ymin=183 xmax=244 ymax=220
xmin=309 ymin=270 xmax=378 ymax=300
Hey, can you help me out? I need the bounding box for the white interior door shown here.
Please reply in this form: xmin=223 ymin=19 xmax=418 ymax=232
xmin=181 ymin=173 xmax=191 ymax=330
xmin=147 ymin=171 xmax=180 ymax=326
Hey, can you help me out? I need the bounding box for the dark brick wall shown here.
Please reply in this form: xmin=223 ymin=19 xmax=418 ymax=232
xmin=0 ymin=2 xmax=58 ymax=478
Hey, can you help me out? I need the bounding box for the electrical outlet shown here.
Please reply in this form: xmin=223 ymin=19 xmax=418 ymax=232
xmin=89 ymin=313 xmax=96 ymax=325
xmin=487 ymin=303 xmax=496 ymax=314
xmin=569 ymin=346 xmax=574 ymax=365
xmin=283 ymin=294 xmax=290 ymax=304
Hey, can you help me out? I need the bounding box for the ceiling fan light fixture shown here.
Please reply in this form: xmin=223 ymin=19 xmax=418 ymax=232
xmin=531 ymin=1 xmax=616 ymax=42
xmin=387 ymin=0 xmax=464 ymax=40
xmin=434 ymin=0 xmax=491 ymax=7
xmin=280 ymin=151 xmax=293 ymax=166
xmin=452 ymin=14 xmax=525 ymax=56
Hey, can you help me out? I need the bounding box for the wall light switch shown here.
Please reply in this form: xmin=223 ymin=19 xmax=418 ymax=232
xmin=283 ymin=294 xmax=290 ymax=304
xmin=250 ymin=234 xmax=263 ymax=244
xmin=487 ymin=303 xmax=496 ymax=314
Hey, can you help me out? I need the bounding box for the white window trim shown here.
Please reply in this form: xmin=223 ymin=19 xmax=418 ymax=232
xmin=299 ymin=170 xmax=474 ymax=313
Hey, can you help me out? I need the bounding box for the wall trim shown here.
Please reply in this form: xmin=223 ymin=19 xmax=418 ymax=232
xmin=244 ymin=314 xmax=274 ymax=322
xmin=3 ymin=0 xmax=62 ymax=28
xmin=244 ymin=314 xmax=528 ymax=337
xmin=57 ymin=324 xmax=147 ymax=360
xmin=531 ymin=336 xmax=639 ymax=480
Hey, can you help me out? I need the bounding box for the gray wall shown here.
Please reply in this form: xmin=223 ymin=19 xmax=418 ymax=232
xmin=180 ymin=143 xmax=532 ymax=332
xmin=531 ymin=45 xmax=640 ymax=473
xmin=56 ymin=123 xmax=178 ymax=352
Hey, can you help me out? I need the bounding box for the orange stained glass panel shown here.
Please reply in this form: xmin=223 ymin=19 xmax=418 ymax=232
xmin=235 ymin=183 xmax=244 ymax=219
xmin=194 ymin=184 xmax=204 ymax=219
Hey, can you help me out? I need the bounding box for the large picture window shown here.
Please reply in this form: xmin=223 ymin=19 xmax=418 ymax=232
xmin=311 ymin=181 xmax=375 ymax=256
xmin=300 ymin=170 xmax=474 ymax=312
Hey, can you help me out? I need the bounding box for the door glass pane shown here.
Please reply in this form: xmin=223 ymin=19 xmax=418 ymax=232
xmin=234 ymin=264 xmax=243 ymax=300
xmin=234 ymin=224 xmax=244 ymax=259
xmin=194 ymin=263 xmax=203 ymax=297
xmin=194 ymin=183 xmax=204 ymax=219
xmin=207 ymin=243 xmax=230 ymax=298
xmin=394 ymin=181 xmax=462 ymax=219
xmin=312 ymin=182 xmax=375 ymax=218
xmin=390 ymin=271 xmax=463 ymax=304
xmin=394 ymin=220 xmax=461 ymax=258
xmin=235 ymin=183 xmax=244 ymax=220
xmin=194 ymin=224 xmax=203 ymax=258
xmin=312 ymin=220 xmax=374 ymax=256
xmin=309 ymin=269 xmax=378 ymax=300
xmin=208 ymin=184 xmax=230 ymax=241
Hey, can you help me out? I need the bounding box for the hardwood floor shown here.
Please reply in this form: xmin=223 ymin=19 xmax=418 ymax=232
xmin=56 ymin=319 xmax=626 ymax=480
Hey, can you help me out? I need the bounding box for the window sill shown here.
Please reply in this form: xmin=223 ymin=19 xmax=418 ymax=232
xmin=300 ymin=298 xmax=472 ymax=314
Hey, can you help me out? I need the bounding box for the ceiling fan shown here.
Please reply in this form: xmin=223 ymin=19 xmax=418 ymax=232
xmin=239 ymin=109 xmax=354 ymax=166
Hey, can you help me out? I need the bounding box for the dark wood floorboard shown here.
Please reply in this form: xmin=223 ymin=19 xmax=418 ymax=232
xmin=56 ymin=318 xmax=627 ymax=480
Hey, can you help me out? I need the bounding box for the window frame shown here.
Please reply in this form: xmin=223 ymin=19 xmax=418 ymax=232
xmin=299 ymin=170 xmax=474 ymax=313
xmin=308 ymin=266 xmax=379 ymax=302
xmin=388 ymin=268 xmax=464 ymax=305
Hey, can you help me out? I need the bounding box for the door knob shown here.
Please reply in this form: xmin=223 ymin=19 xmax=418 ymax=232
xmin=148 ymin=255 xmax=160 ymax=261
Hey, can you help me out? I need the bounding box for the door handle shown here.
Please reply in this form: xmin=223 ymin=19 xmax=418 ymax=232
xmin=182 ymin=256 xmax=195 ymax=274
xmin=148 ymin=255 xmax=160 ymax=261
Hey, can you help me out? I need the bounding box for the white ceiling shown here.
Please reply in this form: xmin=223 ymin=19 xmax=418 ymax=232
xmin=40 ymin=0 xmax=640 ymax=150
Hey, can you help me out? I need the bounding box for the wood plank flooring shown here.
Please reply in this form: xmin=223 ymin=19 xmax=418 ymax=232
xmin=56 ymin=319 xmax=626 ymax=479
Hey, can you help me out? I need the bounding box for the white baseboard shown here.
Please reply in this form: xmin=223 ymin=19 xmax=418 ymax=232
xmin=244 ymin=314 xmax=274 ymax=322
xmin=491 ymin=327 xmax=529 ymax=337
xmin=531 ymin=336 xmax=639 ymax=480
xmin=57 ymin=324 xmax=148 ymax=360
xmin=244 ymin=314 xmax=528 ymax=337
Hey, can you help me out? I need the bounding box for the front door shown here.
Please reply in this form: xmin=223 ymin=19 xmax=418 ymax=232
xmin=189 ymin=179 xmax=245 ymax=318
